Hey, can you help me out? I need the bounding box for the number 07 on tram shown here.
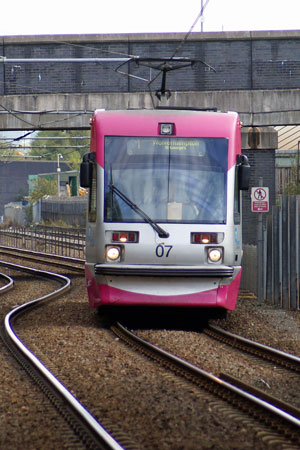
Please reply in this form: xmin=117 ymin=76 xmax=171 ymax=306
xmin=80 ymin=109 xmax=250 ymax=313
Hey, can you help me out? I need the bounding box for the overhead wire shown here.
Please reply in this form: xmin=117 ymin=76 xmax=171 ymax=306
xmin=171 ymin=0 xmax=211 ymax=59
xmin=0 ymin=126 xmax=90 ymax=161
xmin=0 ymin=6 xmax=213 ymax=125
xmin=0 ymin=130 xmax=36 ymax=154
xmin=0 ymin=103 xmax=93 ymax=128
xmin=145 ymin=1 xmax=212 ymax=99
xmin=57 ymin=40 xmax=137 ymax=59
xmin=0 ymin=103 xmax=38 ymax=128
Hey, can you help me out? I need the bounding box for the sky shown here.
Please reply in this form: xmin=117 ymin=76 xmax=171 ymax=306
xmin=1 ymin=0 xmax=299 ymax=36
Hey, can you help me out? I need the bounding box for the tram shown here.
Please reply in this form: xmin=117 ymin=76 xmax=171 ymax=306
xmin=80 ymin=109 xmax=250 ymax=311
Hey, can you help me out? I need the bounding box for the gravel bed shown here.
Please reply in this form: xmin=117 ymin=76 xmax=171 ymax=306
xmin=1 ymin=260 xmax=300 ymax=449
xmin=135 ymin=303 xmax=300 ymax=410
xmin=215 ymin=295 xmax=300 ymax=356
xmin=0 ymin=268 xmax=83 ymax=449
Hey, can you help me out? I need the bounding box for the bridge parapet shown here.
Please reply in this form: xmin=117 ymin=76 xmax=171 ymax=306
xmin=1 ymin=30 xmax=300 ymax=129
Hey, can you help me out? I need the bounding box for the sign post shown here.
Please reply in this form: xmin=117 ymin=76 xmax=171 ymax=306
xmin=251 ymin=187 xmax=269 ymax=212
xmin=251 ymin=182 xmax=269 ymax=306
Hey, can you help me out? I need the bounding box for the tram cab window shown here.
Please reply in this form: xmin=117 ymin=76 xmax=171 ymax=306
xmin=104 ymin=137 xmax=228 ymax=224
xmin=234 ymin=167 xmax=241 ymax=225
xmin=88 ymin=163 xmax=97 ymax=222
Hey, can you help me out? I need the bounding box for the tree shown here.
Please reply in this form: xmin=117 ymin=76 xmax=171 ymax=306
xmin=30 ymin=177 xmax=58 ymax=203
xmin=27 ymin=129 xmax=90 ymax=169
xmin=0 ymin=132 xmax=26 ymax=160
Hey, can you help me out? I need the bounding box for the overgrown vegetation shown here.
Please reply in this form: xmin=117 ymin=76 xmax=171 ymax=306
xmin=39 ymin=218 xmax=77 ymax=228
xmin=284 ymin=156 xmax=300 ymax=195
xmin=30 ymin=177 xmax=58 ymax=202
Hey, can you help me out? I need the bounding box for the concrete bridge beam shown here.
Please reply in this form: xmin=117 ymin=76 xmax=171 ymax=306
xmin=1 ymin=89 xmax=300 ymax=130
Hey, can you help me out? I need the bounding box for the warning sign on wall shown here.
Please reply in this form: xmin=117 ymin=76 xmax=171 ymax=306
xmin=251 ymin=187 xmax=269 ymax=212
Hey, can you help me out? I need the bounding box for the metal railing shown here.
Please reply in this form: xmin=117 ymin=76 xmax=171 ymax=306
xmin=266 ymin=195 xmax=300 ymax=310
xmin=0 ymin=226 xmax=86 ymax=259
xmin=247 ymin=194 xmax=300 ymax=310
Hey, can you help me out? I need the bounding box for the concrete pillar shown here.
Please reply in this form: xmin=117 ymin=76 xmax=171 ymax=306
xmin=241 ymin=126 xmax=278 ymax=245
xmin=240 ymin=127 xmax=278 ymax=295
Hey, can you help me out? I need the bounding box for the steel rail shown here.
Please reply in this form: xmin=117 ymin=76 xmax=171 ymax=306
xmin=0 ymin=245 xmax=84 ymax=270
xmin=206 ymin=324 xmax=300 ymax=369
xmin=1 ymin=260 xmax=124 ymax=450
xmin=114 ymin=322 xmax=300 ymax=435
xmin=0 ymin=272 xmax=14 ymax=292
xmin=219 ymin=372 xmax=300 ymax=420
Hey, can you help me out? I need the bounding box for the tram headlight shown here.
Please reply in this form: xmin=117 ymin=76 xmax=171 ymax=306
xmin=207 ymin=247 xmax=223 ymax=263
xmin=106 ymin=246 xmax=121 ymax=262
xmin=159 ymin=122 xmax=175 ymax=135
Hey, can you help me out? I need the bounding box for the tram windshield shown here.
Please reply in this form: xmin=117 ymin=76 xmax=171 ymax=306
xmin=104 ymin=137 xmax=228 ymax=224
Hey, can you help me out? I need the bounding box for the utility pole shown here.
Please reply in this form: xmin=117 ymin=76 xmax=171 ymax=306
xmin=297 ymin=140 xmax=300 ymax=186
xmin=57 ymin=153 xmax=62 ymax=197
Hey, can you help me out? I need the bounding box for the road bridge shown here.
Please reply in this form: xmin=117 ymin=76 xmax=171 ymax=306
xmin=1 ymin=31 xmax=300 ymax=130
xmin=2 ymin=30 xmax=298 ymax=246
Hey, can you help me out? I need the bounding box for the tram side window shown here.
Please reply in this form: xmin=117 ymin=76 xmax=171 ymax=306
xmin=234 ymin=167 xmax=241 ymax=224
xmin=88 ymin=163 xmax=97 ymax=222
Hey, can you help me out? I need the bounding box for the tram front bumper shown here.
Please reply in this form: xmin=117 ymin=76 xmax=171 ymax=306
xmin=94 ymin=264 xmax=234 ymax=278
xmin=86 ymin=264 xmax=242 ymax=310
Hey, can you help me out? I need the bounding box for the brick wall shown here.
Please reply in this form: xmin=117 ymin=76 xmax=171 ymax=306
xmin=2 ymin=32 xmax=300 ymax=95
xmin=0 ymin=34 xmax=281 ymax=242
xmin=242 ymin=149 xmax=276 ymax=245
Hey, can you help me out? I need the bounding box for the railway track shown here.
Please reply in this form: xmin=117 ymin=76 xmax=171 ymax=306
xmin=2 ymin=245 xmax=300 ymax=447
xmin=113 ymin=321 xmax=300 ymax=448
xmin=205 ymin=324 xmax=300 ymax=373
xmin=0 ymin=271 xmax=14 ymax=292
xmin=0 ymin=226 xmax=85 ymax=259
xmin=0 ymin=245 xmax=84 ymax=271
xmin=0 ymin=260 xmax=126 ymax=450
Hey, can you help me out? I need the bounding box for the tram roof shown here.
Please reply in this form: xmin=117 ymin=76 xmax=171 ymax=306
xmin=92 ymin=109 xmax=240 ymax=140
xmin=91 ymin=109 xmax=241 ymax=171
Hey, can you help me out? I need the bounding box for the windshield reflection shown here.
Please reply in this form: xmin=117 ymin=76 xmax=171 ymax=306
xmin=104 ymin=137 xmax=228 ymax=224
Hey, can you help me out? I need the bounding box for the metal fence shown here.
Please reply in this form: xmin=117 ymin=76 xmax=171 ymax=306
xmin=240 ymin=245 xmax=257 ymax=294
xmin=240 ymin=195 xmax=300 ymax=310
xmin=2 ymin=207 xmax=300 ymax=310
xmin=41 ymin=197 xmax=87 ymax=227
xmin=0 ymin=226 xmax=86 ymax=259
xmin=263 ymin=195 xmax=300 ymax=310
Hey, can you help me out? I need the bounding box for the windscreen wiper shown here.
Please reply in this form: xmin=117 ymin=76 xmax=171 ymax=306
xmin=109 ymin=184 xmax=169 ymax=238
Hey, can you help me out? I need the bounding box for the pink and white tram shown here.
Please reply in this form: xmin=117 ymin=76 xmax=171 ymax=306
xmin=80 ymin=109 xmax=250 ymax=312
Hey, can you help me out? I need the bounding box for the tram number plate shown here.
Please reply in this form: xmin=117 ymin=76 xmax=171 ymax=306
xmin=155 ymin=244 xmax=173 ymax=258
